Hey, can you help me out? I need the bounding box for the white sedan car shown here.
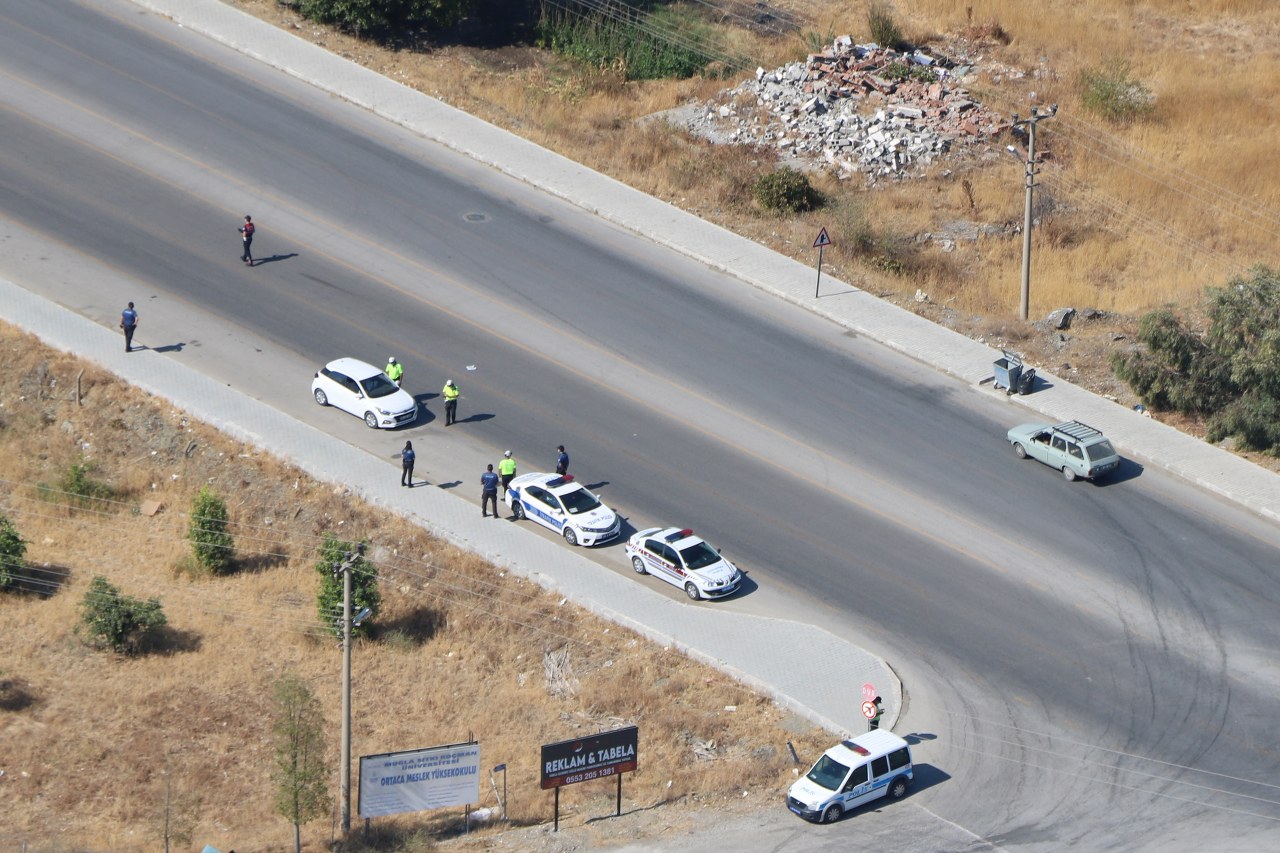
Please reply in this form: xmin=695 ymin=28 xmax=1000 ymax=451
xmin=505 ymin=473 xmax=620 ymax=546
xmin=624 ymin=527 xmax=743 ymax=601
xmin=311 ymin=358 xmax=418 ymax=429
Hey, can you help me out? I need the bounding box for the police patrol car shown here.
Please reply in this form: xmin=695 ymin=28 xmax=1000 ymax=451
xmin=787 ymin=730 xmax=913 ymax=823
xmin=505 ymin=473 xmax=620 ymax=546
xmin=624 ymin=527 xmax=743 ymax=601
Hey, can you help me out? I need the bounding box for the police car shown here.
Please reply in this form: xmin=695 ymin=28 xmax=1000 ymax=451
xmin=624 ymin=527 xmax=742 ymax=601
xmin=505 ymin=473 xmax=620 ymax=546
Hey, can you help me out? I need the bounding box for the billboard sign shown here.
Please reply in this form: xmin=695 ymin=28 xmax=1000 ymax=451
xmin=540 ymin=726 xmax=638 ymax=790
xmin=358 ymin=741 xmax=480 ymax=818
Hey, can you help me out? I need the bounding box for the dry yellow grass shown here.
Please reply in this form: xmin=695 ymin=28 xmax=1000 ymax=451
xmin=227 ymin=0 xmax=1280 ymax=322
xmin=0 ymin=322 xmax=831 ymax=850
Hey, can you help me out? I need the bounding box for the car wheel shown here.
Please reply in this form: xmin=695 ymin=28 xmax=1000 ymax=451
xmin=632 ymin=557 xmax=648 ymax=575
xmin=363 ymin=411 xmax=379 ymax=429
xmin=1013 ymin=442 xmax=1027 ymax=459
xmin=684 ymin=582 xmax=700 ymax=601
xmin=512 ymin=502 xmax=526 ymax=520
xmin=563 ymin=527 xmax=579 ymax=546
xmin=314 ymin=388 xmax=328 ymax=406
xmin=1062 ymin=466 xmax=1077 ymax=482
xmin=823 ymin=804 xmax=842 ymax=823
xmin=889 ymin=776 xmax=910 ymax=799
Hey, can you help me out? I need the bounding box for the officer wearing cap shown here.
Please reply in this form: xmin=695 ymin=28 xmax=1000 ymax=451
xmin=498 ymin=450 xmax=517 ymax=496
xmin=442 ymin=379 xmax=460 ymax=425
xmin=385 ymin=357 xmax=403 ymax=387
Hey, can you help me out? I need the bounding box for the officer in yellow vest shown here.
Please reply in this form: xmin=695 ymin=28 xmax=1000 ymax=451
xmin=385 ymin=356 xmax=403 ymax=387
xmin=442 ymin=379 xmax=460 ymax=425
xmin=498 ymin=450 xmax=517 ymax=495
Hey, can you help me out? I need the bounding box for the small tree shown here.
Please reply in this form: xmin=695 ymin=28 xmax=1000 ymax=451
xmin=189 ymin=485 xmax=235 ymax=574
xmin=1112 ymin=265 xmax=1280 ymax=452
xmin=79 ymin=575 xmax=167 ymax=655
xmin=0 ymin=512 xmax=26 ymax=591
xmin=272 ymin=671 xmax=331 ymax=853
xmin=315 ymin=533 xmax=381 ymax=638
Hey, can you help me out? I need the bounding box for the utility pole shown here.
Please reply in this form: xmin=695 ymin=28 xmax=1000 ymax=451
xmin=1009 ymin=104 xmax=1056 ymax=321
xmin=336 ymin=545 xmax=364 ymax=835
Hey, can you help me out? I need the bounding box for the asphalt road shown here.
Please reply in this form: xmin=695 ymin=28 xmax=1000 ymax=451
xmin=3 ymin=1 xmax=1280 ymax=849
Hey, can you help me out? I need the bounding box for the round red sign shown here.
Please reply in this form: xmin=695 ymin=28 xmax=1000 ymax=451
xmin=861 ymin=700 xmax=878 ymax=719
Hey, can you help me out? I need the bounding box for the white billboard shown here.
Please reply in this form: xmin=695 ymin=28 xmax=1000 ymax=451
xmin=358 ymin=741 xmax=481 ymax=818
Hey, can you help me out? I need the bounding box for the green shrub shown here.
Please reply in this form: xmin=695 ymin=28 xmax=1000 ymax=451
xmin=0 ymin=512 xmax=27 ymax=591
xmin=753 ymin=167 xmax=818 ymax=215
xmin=1112 ymin=265 xmax=1280 ymax=452
xmin=315 ymin=534 xmax=381 ymax=639
xmin=296 ymin=0 xmax=471 ymax=36
xmin=882 ymin=61 xmax=936 ymax=83
xmin=537 ymin=1 xmax=720 ymax=80
xmin=188 ymin=486 xmax=235 ymax=575
xmin=1079 ymin=59 xmax=1154 ymax=123
xmin=867 ymin=2 xmax=905 ymax=50
xmin=79 ymin=575 xmax=167 ymax=655
xmin=39 ymin=459 xmax=115 ymax=510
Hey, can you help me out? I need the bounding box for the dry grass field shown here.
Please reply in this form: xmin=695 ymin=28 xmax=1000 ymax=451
xmin=0 ymin=321 xmax=832 ymax=850
xmin=227 ymin=0 xmax=1280 ymax=321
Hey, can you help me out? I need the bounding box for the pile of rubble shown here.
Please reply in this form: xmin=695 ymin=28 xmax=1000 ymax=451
xmin=679 ymin=37 xmax=1008 ymax=180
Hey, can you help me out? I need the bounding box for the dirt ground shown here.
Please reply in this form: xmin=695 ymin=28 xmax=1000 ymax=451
xmin=0 ymin=321 xmax=834 ymax=851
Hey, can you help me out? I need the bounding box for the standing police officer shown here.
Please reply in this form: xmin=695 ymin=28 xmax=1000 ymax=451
xmin=498 ymin=450 xmax=517 ymax=496
xmin=480 ymin=464 xmax=500 ymax=517
xmin=119 ymin=302 xmax=139 ymax=353
xmin=442 ymin=379 xmax=460 ymax=425
xmin=385 ymin=357 xmax=404 ymax=387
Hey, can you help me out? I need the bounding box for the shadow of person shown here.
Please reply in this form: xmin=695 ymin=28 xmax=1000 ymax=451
xmin=151 ymin=342 xmax=186 ymax=353
xmin=250 ymin=253 xmax=299 ymax=266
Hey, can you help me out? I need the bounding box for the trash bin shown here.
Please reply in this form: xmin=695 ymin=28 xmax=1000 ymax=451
xmin=993 ymin=349 xmax=1023 ymax=394
xmin=1018 ymin=367 xmax=1036 ymax=395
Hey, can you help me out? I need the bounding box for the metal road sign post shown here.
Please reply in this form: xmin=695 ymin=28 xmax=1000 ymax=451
xmin=813 ymin=227 xmax=831 ymax=297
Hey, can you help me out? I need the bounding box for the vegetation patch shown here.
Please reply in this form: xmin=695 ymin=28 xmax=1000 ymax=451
xmin=537 ymin=1 xmax=726 ymax=80
xmin=1112 ymin=265 xmax=1280 ymax=453
xmin=1078 ymin=58 xmax=1155 ymax=123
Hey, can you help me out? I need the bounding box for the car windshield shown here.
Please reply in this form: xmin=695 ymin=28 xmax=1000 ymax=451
xmin=678 ymin=541 xmax=722 ymax=571
xmin=558 ymin=487 xmax=601 ymax=515
xmin=805 ymin=754 xmax=850 ymax=792
xmin=1087 ymin=439 xmax=1117 ymax=460
xmin=359 ymin=373 xmax=400 ymax=399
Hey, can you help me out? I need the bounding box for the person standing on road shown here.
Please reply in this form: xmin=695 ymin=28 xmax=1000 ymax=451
xmin=555 ymin=445 xmax=570 ymax=477
xmin=869 ymin=696 xmax=883 ymax=731
xmin=401 ymin=440 xmax=416 ymax=487
xmin=119 ymin=302 xmax=139 ymax=353
xmin=238 ymin=215 xmax=255 ymax=266
xmin=385 ymin=357 xmax=403 ymax=387
xmin=480 ymin=464 xmax=500 ymax=517
xmin=442 ymin=379 xmax=460 ymax=426
xmin=498 ymin=450 xmax=517 ymax=496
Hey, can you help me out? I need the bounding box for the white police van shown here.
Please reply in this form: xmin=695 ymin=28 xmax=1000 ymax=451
xmin=786 ymin=730 xmax=913 ymax=823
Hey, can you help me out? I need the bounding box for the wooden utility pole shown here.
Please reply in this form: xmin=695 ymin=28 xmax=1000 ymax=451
xmin=1011 ymin=105 xmax=1056 ymax=321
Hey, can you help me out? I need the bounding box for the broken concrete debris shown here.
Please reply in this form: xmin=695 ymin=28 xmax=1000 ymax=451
xmin=680 ymin=39 xmax=1006 ymax=180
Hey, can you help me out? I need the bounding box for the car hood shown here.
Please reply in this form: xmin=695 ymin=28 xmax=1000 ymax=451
xmin=694 ymin=561 xmax=740 ymax=584
xmin=788 ymin=777 xmax=833 ymax=807
xmin=571 ymin=506 xmax=617 ymax=527
xmin=373 ymin=388 xmax=416 ymax=412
